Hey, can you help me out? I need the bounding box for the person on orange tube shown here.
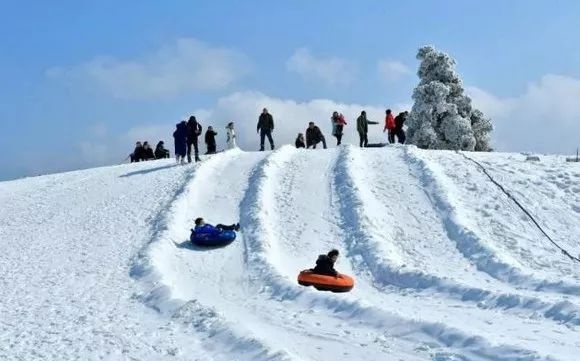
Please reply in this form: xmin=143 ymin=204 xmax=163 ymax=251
xmin=311 ymin=249 xmax=340 ymax=277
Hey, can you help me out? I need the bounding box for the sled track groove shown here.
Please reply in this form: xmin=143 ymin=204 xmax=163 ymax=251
xmin=334 ymin=146 xmax=580 ymax=325
xmin=239 ymin=146 xmax=549 ymax=361
xmin=404 ymin=147 xmax=580 ymax=297
xmin=130 ymin=151 xmax=298 ymax=361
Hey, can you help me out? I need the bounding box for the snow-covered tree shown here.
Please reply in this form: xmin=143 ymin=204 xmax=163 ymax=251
xmin=407 ymin=46 xmax=493 ymax=151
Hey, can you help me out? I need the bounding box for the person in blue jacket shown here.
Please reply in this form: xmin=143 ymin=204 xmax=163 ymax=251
xmin=173 ymin=121 xmax=188 ymax=164
xmin=192 ymin=217 xmax=240 ymax=236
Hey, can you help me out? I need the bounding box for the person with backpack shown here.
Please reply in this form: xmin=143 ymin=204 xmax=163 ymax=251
xmin=154 ymin=141 xmax=170 ymax=159
xmin=383 ymin=109 xmax=396 ymax=144
xmin=306 ymin=122 xmax=327 ymax=149
xmin=186 ymin=116 xmax=202 ymax=163
xmin=226 ymin=122 xmax=237 ymax=150
xmin=130 ymin=141 xmax=145 ymax=162
xmin=173 ymin=121 xmax=188 ymax=164
xmin=356 ymin=110 xmax=378 ymax=147
xmin=257 ymin=108 xmax=275 ymax=151
xmin=295 ymin=133 xmax=306 ymax=148
xmin=205 ymin=126 xmax=218 ymax=154
xmin=331 ymin=112 xmax=347 ymax=146
xmin=394 ymin=111 xmax=408 ymax=144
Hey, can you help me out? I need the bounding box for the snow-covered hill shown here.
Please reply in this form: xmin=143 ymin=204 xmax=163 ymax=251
xmin=1 ymin=146 xmax=579 ymax=361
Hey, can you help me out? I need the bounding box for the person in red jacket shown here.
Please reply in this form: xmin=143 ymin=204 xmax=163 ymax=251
xmin=331 ymin=111 xmax=347 ymax=146
xmin=383 ymin=109 xmax=396 ymax=144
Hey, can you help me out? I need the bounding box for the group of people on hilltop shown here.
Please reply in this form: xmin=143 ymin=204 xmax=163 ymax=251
xmin=130 ymin=141 xmax=170 ymax=162
xmin=172 ymin=116 xmax=239 ymax=164
xmin=294 ymin=109 xmax=408 ymax=150
xmin=129 ymin=107 xmax=408 ymax=164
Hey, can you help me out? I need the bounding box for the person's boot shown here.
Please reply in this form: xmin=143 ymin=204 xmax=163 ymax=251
xmin=270 ymin=144 xmax=275 ymax=150
xmin=259 ymin=146 xmax=265 ymax=151
xmin=195 ymin=157 xmax=201 ymax=162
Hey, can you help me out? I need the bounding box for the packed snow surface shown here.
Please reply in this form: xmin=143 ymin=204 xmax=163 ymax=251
xmin=1 ymin=146 xmax=579 ymax=360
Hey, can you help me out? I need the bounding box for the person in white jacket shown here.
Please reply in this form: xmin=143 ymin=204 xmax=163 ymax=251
xmin=226 ymin=122 xmax=237 ymax=149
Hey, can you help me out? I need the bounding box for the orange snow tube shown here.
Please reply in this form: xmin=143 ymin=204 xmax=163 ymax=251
xmin=297 ymin=270 xmax=354 ymax=293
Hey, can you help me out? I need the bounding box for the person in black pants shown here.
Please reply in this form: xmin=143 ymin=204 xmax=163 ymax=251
xmin=295 ymin=133 xmax=306 ymax=148
xmin=257 ymin=108 xmax=275 ymax=151
xmin=205 ymin=126 xmax=218 ymax=154
xmin=187 ymin=116 xmax=202 ymax=163
xmin=306 ymin=122 xmax=327 ymax=149
xmin=394 ymin=111 xmax=408 ymax=144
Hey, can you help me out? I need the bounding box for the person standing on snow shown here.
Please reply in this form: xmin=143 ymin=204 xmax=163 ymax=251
xmin=205 ymin=126 xmax=218 ymax=154
xmin=186 ymin=116 xmax=202 ymax=163
xmin=257 ymin=108 xmax=275 ymax=151
xmin=331 ymin=112 xmax=347 ymax=146
xmin=173 ymin=121 xmax=188 ymax=164
xmin=394 ymin=111 xmax=408 ymax=144
xmin=306 ymin=122 xmax=327 ymax=149
xmin=356 ymin=110 xmax=378 ymax=147
xmin=226 ymin=122 xmax=237 ymax=150
xmin=383 ymin=109 xmax=396 ymax=144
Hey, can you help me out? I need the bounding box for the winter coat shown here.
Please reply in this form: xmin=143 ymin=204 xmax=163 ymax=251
xmin=331 ymin=114 xmax=347 ymax=136
xmin=193 ymin=224 xmax=221 ymax=236
xmin=131 ymin=145 xmax=145 ymax=161
xmin=154 ymin=143 xmax=170 ymax=159
xmin=384 ymin=113 xmax=395 ymax=131
xmin=357 ymin=115 xmax=368 ymax=134
xmin=306 ymin=126 xmax=324 ymax=146
xmin=226 ymin=127 xmax=237 ymax=149
xmin=312 ymin=254 xmax=338 ymax=276
xmin=173 ymin=122 xmax=188 ymax=156
xmin=187 ymin=119 xmax=203 ymax=142
xmin=143 ymin=147 xmax=155 ymax=160
xmin=205 ymin=130 xmax=217 ymax=145
xmin=394 ymin=113 xmax=406 ymax=131
xmin=257 ymin=113 xmax=274 ymax=131
xmin=295 ymin=136 xmax=305 ymax=148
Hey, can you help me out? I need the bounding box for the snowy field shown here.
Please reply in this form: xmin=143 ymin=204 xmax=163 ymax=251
xmin=1 ymin=146 xmax=579 ymax=361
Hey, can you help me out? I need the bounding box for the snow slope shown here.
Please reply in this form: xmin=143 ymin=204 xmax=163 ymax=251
xmin=1 ymin=146 xmax=579 ymax=360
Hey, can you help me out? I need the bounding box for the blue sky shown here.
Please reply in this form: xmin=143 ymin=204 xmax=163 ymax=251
xmin=2 ymin=1 xmax=580 ymax=180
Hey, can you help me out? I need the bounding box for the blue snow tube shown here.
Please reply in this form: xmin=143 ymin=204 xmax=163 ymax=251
xmin=190 ymin=229 xmax=237 ymax=247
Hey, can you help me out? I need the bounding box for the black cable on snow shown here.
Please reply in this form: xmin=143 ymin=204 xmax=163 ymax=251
xmin=457 ymin=151 xmax=580 ymax=263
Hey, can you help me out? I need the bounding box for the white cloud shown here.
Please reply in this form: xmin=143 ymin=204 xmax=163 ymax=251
xmin=47 ymin=38 xmax=250 ymax=100
xmin=377 ymin=60 xmax=412 ymax=82
xmin=467 ymin=74 xmax=580 ymax=154
xmin=286 ymin=48 xmax=355 ymax=86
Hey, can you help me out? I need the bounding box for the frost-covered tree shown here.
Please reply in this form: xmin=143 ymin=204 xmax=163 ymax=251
xmin=407 ymin=46 xmax=493 ymax=151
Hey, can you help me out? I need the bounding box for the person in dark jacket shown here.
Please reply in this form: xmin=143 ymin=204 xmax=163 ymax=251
xmin=154 ymin=141 xmax=170 ymax=159
xmin=306 ymin=122 xmax=327 ymax=149
xmin=295 ymin=133 xmax=305 ymax=148
xmin=130 ymin=141 xmax=145 ymax=162
xmin=257 ymin=108 xmax=275 ymax=151
xmin=356 ymin=110 xmax=379 ymax=148
xmin=394 ymin=111 xmax=408 ymax=144
xmin=173 ymin=121 xmax=188 ymax=164
xmin=191 ymin=217 xmax=240 ymax=236
xmin=205 ymin=126 xmax=218 ymax=154
xmin=142 ymin=142 xmax=155 ymax=160
xmin=311 ymin=249 xmax=340 ymax=276
xmin=187 ymin=116 xmax=202 ymax=163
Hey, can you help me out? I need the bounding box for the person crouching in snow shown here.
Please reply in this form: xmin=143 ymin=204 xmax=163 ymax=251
xmin=226 ymin=122 xmax=237 ymax=149
xmin=306 ymin=122 xmax=327 ymax=149
xmin=191 ymin=217 xmax=240 ymax=238
xmin=311 ymin=249 xmax=340 ymax=277
xmin=295 ymin=133 xmax=305 ymax=148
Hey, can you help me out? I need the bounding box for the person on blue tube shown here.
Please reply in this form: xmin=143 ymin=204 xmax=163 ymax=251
xmin=191 ymin=217 xmax=240 ymax=238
